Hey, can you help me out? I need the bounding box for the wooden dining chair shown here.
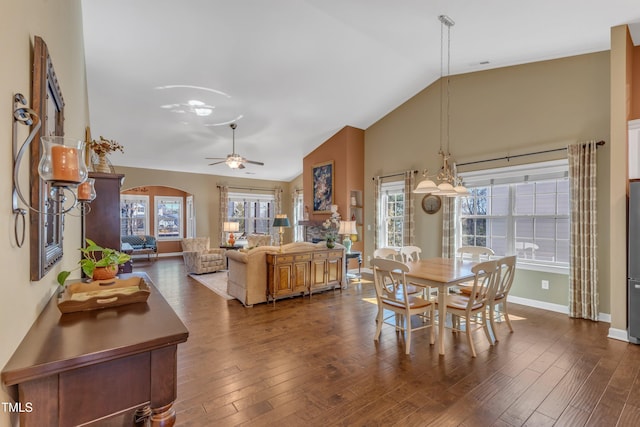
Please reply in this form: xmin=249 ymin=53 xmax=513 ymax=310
xmin=443 ymin=260 xmax=500 ymax=357
xmin=400 ymin=246 xmax=422 ymax=262
xmin=373 ymin=247 xmax=400 ymax=260
xmin=488 ymin=255 xmax=517 ymax=340
xmin=457 ymin=246 xmax=495 ymax=295
xmin=457 ymin=246 xmax=495 ymax=261
xmin=371 ymin=258 xmax=435 ymax=354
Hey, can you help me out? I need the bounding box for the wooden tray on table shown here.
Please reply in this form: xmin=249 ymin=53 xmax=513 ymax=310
xmin=57 ymin=276 xmax=151 ymax=313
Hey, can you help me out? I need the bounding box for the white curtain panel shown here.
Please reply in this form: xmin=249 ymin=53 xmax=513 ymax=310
xmin=441 ymin=197 xmax=455 ymax=258
xmin=568 ymin=141 xmax=598 ymax=321
xmin=403 ymin=171 xmax=415 ymax=246
xmin=218 ymin=185 xmax=228 ymax=245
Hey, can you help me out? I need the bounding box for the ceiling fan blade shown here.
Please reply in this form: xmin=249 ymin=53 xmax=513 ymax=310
xmin=208 ymin=160 xmax=226 ymax=166
xmin=205 ymin=157 xmax=226 ymax=160
xmin=244 ymin=159 xmax=264 ymax=166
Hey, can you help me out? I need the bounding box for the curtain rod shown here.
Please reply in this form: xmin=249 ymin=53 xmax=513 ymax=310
xmin=456 ymin=140 xmax=605 ymax=167
xmin=372 ymin=170 xmax=418 ymax=180
xmin=217 ymin=185 xmax=281 ymax=192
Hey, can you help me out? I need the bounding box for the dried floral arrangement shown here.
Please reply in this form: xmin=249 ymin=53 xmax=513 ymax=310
xmin=89 ymin=136 xmax=125 ymax=156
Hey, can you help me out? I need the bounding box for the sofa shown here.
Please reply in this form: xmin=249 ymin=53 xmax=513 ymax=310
xmin=181 ymin=237 xmax=226 ymax=274
xmin=121 ymin=234 xmax=158 ymax=260
xmin=226 ymin=241 xmax=346 ymax=307
xmin=234 ymin=233 xmax=273 ymax=248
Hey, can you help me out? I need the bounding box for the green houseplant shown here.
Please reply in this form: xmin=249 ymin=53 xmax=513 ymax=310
xmin=57 ymin=239 xmax=131 ymax=286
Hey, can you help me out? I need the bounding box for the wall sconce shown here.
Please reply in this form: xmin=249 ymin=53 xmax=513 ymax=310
xmin=12 ymin=93 xmax=93 ymax=247
xmin=272 ymin=214 xmax=291 ymax=252
xmin=222 ymin=221 xmax=240 ymax=246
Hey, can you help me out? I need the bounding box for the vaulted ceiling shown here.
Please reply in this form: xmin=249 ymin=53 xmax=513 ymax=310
xmin=81 ymin=0 xmax=640 ymax=182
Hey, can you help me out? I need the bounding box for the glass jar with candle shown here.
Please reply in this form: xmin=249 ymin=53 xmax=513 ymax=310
xmin=38 ymin=136 xmax=88 ymax=186
xmin=77 ymin=178 xmax=96 ymax=202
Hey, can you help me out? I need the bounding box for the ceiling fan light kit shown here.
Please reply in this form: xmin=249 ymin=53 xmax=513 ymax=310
xmin=206 ymin=123 xmax=264 ymax=169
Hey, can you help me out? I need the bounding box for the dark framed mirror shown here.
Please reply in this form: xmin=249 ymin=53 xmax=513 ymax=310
xmin=30 ymin=36 xmax=65 ymax=281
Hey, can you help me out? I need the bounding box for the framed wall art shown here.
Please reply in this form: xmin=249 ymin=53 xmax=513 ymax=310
xmin=30 ymin=36 xmax=65 ymax=280
xmin=312 ymin=160 xmax=333 ymax=213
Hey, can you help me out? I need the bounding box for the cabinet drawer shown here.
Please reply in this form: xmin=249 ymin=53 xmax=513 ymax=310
xmin=293 ymin=254 xmax=312 ymax=262
xmin=313 ymin=252 xmax=328 ymax=260
xmin=274 ymin=255 xmax=294 ymax=263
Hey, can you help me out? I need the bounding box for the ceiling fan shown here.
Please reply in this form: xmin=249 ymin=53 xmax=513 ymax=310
xmin=206 ymin=123 xmax=264 ymax=169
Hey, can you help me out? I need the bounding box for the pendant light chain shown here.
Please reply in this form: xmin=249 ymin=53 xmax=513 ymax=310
xmin=414 ymin=15 xmax=469 ymax=197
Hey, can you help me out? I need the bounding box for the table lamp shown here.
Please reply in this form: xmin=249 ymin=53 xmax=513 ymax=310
xmin=272 ymin=214 xmax=290 ymax=251
xmin=223 ymin=221 xmax=240 ymax=246
xmin=338 ymin=220 xmax=357 ymax=253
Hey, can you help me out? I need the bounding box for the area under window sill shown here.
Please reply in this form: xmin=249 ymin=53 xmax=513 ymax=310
xmin=516 ymin=261 xmax=569 ymax=275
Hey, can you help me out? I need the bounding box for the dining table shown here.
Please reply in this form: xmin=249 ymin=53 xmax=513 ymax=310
xmin=404 ymin=257 xmax=477 ymax=355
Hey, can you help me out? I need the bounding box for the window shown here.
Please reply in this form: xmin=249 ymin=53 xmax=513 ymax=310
xmin=293 ymin=191 xmax=304 ymax=242
xmin=227 ymin=192 xmax=276 ymax=237
xmin=459 ymin=160 xmax=569 ymax=273
xmin=377 ymin=180 xmax=404 ymax=248
xmin=120 ymin=195 xmax=149 ymax=236
xmin=155 ymin=196 xmax=183 ymax=240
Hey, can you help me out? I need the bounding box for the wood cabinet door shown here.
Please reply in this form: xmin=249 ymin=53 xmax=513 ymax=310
xmin=292 ymin=261 xmax=309 ymax=293
xmin=327 ymin=258 xmax=342 ymax=286
xmin=310 ymin=259 xmax=327 ymax=289
xmin=273 ymin=263 xmax=294 ymax=296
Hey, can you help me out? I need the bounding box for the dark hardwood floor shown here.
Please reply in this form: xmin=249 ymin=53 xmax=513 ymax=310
xmin=138 ymin=257 xmax=640 ymax=426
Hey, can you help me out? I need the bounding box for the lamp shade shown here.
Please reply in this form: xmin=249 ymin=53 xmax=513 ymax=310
xmin=338 ymin=220 xmax=357 ymax=235
xmin=223 ymin=221 xmax=240 ymax=232
xmin=272 ymin=214 xmax=290 ymax=228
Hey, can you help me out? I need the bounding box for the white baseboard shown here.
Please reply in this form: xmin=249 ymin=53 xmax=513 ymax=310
xmin=508 ymin=295 xmax=612 ymax=324
xmin=132 ymin=252 xmax=182 ymax=260
xmin=608 ymin=327 xmax=629 ymax=342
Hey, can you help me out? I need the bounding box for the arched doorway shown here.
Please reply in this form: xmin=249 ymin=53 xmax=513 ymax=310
xmin=121 ymin=185 xmax=194 ymax=256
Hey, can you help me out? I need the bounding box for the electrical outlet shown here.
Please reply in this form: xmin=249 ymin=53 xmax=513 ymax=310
xmin=541 ymin=280 xmax=549 ymax=290
xmin=367 ymin=255 xmax=371 ymax=262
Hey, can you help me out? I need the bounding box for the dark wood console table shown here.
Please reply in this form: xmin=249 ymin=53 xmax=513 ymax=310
xmin=1 ymin=273 xmax=189 ymax=426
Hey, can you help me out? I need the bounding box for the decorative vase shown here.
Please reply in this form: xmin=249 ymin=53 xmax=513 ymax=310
xmin=326 ymin=238 xmax=335 ymax=249
xmin=342 ymin=237 xmax=352 ymax=254
xmin=95 ymin=153 xmax=111 ymax=173
xmin=92 ymin=265 xmax=118 ymax=281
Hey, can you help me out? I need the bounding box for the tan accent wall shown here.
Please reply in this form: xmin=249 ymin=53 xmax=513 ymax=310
xmin=609 ymin=25 xmax=634 ymax=331
xmin=365 ymin=52 xmax=612 ymax=312
xmin=632 ymin=45 xmax=640 ymax=120
xmin=1 ymin=0 xmax=89 ymax=421
xmin=122 ymin=186 xmax=190 ymax=254
xmin=302 ymin=126 xmax=365 ymax=251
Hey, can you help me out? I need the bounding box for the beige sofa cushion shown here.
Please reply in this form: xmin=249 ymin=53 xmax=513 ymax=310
xmin=226 ymin=241 xmax=345 ymax=306
xmin=247 ymin=234 xmax=272 ymax=247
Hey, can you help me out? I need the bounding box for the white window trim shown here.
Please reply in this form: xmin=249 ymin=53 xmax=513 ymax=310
xmin=459 ymin=159 xmax=570 ymax=275
xmin=155 ymin=196 xmax=183 ymax=241
xmin=378 ymin=180 xmax=405 ymax=249
xmin=120 ymin=194 xmax=150 ymax=236
xmin=228 ymin=192 xmax=276 ymax=236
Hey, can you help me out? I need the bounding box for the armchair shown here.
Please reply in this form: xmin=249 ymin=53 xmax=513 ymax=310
xmin=180 ymin=237 xmax=226 ymax=274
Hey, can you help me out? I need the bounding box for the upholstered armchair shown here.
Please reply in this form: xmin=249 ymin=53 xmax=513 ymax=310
xmin=180 ymin=237 xmax=226 ymax=274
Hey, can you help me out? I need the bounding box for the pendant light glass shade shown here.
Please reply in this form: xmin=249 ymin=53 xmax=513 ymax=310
xmin=414 ymin=178 xmax=439 ymax=194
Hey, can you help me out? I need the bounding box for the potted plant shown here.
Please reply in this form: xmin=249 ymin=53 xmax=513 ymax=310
xmin=57 ymin=239 xmax=131 ymax=286
xmin=89 ymin=135 xmax=124 ymax=173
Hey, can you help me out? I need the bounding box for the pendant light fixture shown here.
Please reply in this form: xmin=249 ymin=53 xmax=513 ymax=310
xmin=414 ymin=15 xmax=469 ymax=197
